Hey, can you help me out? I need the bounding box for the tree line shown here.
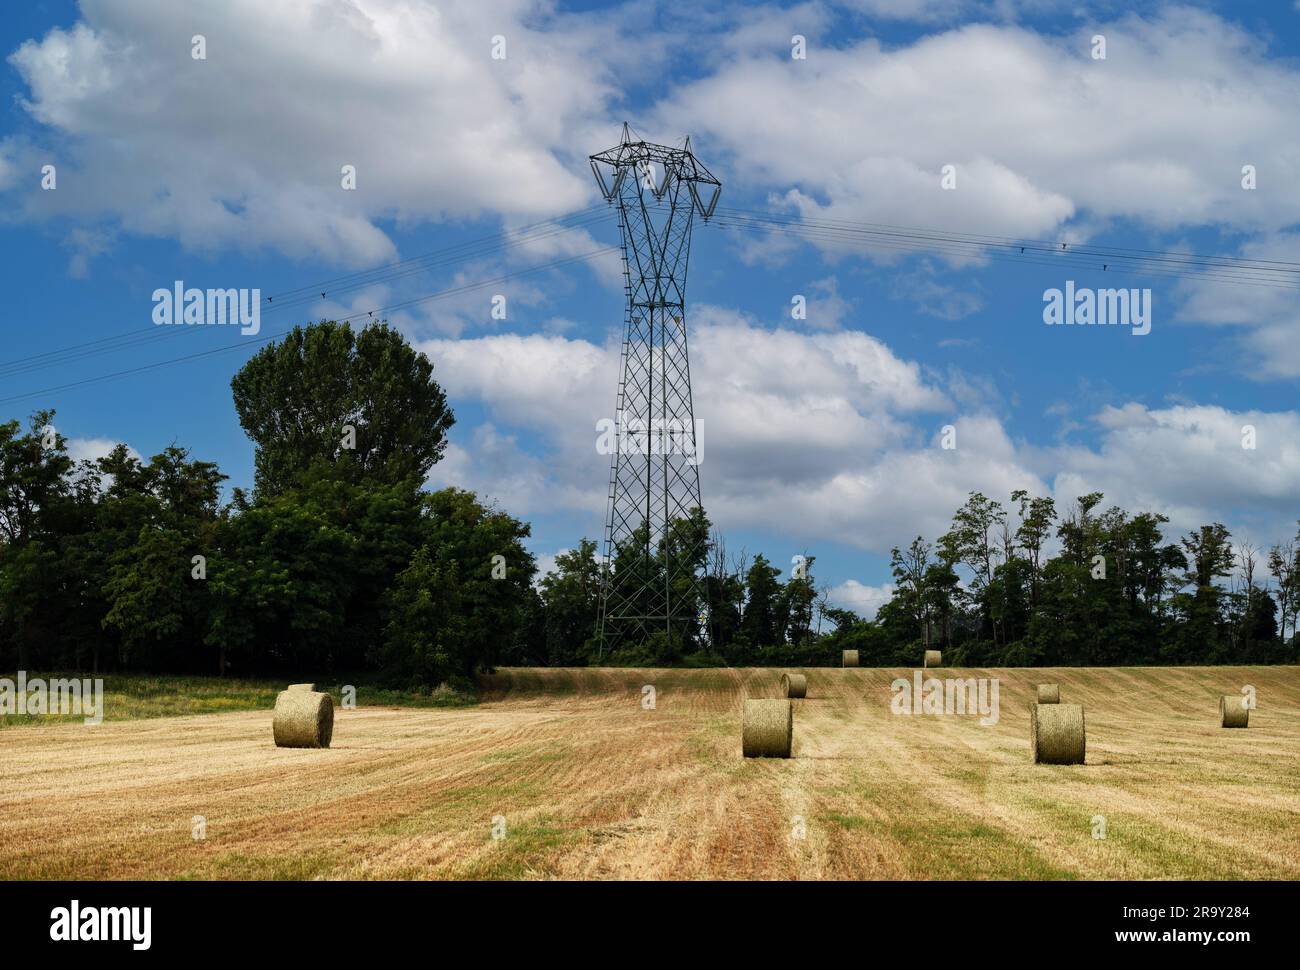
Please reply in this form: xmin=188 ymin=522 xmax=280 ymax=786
xmin=871 ymin=490 xmax=1298 ymax=666
xmin=3 ymin=321 xmax=1295 ymax=683
xmin=508 ymin=489 xmax=1298 ymax=668
xmin=0 ymin=321 xmax=534 ymax=688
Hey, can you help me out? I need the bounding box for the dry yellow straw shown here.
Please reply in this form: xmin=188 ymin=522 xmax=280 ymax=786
xmin=273 ymin=690 xmax=334 ymax=748
xmin=742 ymin=699 xmax=793 ymax=758
xmin=1030 ymin=703 xmax=1085 ymax=764
xmin=1219 ymin=695 xmax=1249 ymax=729
xmin=781 ymin=673 xmax=807 ymax=699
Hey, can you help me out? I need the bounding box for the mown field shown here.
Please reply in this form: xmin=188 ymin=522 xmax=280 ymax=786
xmin=1 ymin=666 xmax=1297 ymax=880
xmin=0 ymin=674 xmax=463 ymax=726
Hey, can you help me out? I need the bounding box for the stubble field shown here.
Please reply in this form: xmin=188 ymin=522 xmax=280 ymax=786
xmin=1 ymin=666 xmax=1297 ymax=880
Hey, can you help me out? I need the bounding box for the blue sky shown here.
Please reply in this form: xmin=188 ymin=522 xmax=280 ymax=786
xmin=2 ymin=0 xmax=1300 ymax=614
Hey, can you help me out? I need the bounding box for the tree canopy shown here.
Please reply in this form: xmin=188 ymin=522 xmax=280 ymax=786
xmin=231 ymin=321 xmax=454 ymax=497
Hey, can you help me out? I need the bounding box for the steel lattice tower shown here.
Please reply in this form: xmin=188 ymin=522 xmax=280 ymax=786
xmin=591 ymin=125 xmax=721 ymax=658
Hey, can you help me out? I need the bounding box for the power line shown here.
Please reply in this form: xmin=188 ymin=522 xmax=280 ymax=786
xmin=713 ymin=217 xmax=1300 ymax=290
xmin=717 ymin=205 xmax=1300 ymax=274
xmin=0 ymin=247 xmax=618 ymax=408
xmin=0 ymin=207 xmax=614 ymax=379
xmin=256 ymin=210 xmax=614 ymax=315
xmin=10 ymin=197 xmax=1290 ymax=404
xmin=261 ymin=205 xmax=611 ymax=304
xmin=711 ymin=209 xmax=1300 ymax=291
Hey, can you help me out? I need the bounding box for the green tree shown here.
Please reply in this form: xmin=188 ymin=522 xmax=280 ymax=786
xmin=890 ymin=538 xmax=932 ymax=648
xmin=0 ymin=413 xmax=83 ymax=669
xmin=739 ymin=554 xmax=782 ymax=651
xmin=780 ymin=553 xmax=818 ymax=650
xmin=1012 ymin=489 xmax=1056 ymax=609
xmin=1267 ymin=527 xmax=1299 ymax=646
xmin=412 ymin=487 xmax=536 ymax=675
xmin=939 ymin=491 xmax=1008 ymax=645
xmin=702 ymin=536 xmax=746 ymax=660
xmin=205 ymin=488 xmax=357 ymax=675
xmin=98 ymin=447 xmax=226 ymax=670
xmin=536 ymin=538 xmax=602 ymax=665
xmin=231 ymin=321 xmax=454 ymax=496
xmin=660 ymin=507 xmax=712 ymax=653
xmin=379 ymin=546 xmax=467 ymax=688
xmin=1166 ymin=524 xmax=1235 ymax=662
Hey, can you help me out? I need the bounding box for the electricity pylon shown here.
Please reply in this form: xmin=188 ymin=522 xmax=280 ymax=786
xmin=590 ymin=124 xmax=721 ymax=657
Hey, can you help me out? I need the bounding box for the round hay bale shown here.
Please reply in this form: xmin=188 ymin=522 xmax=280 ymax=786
xmin=781 ymin=673 xmax=807 ymax=699
xmin=1030 ymin=703 xmax=1085 ymax=764
xmin=1219 ymin=694 xmax=1249 ymax=729
xmin=742 ymin=699 xmax=792 ymax=758
xmin=286 ymin=683 xmax=318 ymax=692
xmin=273 ymin=690 xmax=334 ymax=748
xmin=1037 ymin=683 xmax=1060 ymax=704
xmin=923 ymin=649 xmax=943 ymax=668
xmin=841 ymin=650 xmax=859 ymax=667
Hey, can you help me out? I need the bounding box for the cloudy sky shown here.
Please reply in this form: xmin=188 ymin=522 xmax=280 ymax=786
xmin=2 ymin=0 xmax=1299 ymax=615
